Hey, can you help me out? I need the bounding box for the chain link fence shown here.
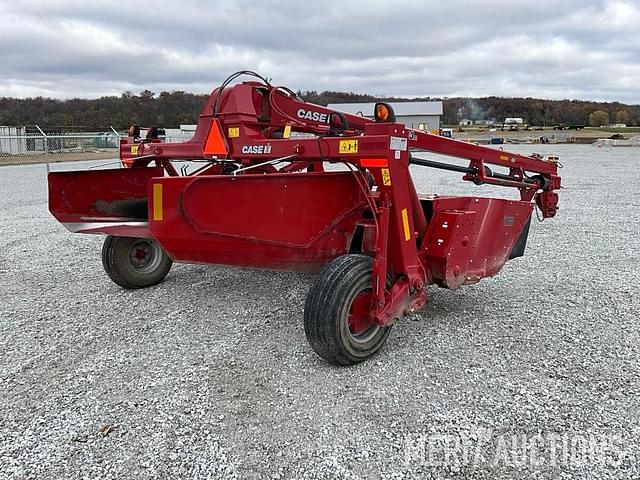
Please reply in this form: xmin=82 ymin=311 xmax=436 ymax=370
xmin=0 ymin=126 xmax=196 ymax=168
xmin=0 ymin=126 xmax=121 ymax=167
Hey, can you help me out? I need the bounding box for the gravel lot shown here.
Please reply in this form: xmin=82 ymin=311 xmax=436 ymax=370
xmin=1 ymin=145 xmax=639 ymax=479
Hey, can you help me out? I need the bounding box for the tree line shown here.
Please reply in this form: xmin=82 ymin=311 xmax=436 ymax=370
xmin=302 ymin=91 xmax=640 ymax=127
xmin=1 ymin=89 xmax=638 ymax=131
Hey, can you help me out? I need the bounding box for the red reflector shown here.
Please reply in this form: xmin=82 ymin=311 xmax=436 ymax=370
xmin=203 ymin=120 xmax=228 ymax=156
xmin=360 ymin=158 xmax=388 ymax=168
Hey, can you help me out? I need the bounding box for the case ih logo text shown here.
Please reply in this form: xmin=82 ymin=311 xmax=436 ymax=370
xmin=241 ymin=144 xmax=272 ymax=155
xmin=296 ymin=108 xmax=330 ymax=123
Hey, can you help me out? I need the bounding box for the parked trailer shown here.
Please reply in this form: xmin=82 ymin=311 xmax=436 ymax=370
xmin=48 ymin=71 xmax=561 ymax=365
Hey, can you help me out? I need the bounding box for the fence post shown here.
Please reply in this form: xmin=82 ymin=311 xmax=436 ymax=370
xmin=35 ymin=124 xmax=49 ymax=173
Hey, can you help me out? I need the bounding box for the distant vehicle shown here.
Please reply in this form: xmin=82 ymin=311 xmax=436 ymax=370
xmin=553 ymin=124 xmax=585 ymax=131
xmin=501 ymin=123 xmax=528 ymax=132
xmin=439 ymin=128 xmax=453 ymax=138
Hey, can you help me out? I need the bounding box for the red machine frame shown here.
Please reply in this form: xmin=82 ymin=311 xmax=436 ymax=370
xmin=48 ymin=72 xmax=561 ymax=365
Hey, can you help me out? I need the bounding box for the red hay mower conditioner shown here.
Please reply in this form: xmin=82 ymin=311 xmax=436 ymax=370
xmin=48 ymin=72 xmax=561 ymax=365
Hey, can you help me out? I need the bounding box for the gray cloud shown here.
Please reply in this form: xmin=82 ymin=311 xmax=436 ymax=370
xmin=1 ymin=0 xmax=638 ymax=102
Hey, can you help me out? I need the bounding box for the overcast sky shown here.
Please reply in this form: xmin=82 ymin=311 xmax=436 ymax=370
xmin=1 ymin=0 xmax=638 ymax=103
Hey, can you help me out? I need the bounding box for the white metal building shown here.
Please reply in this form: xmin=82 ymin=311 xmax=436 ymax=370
xmin=327 ymin=101 xmax=443 ymax=131
xmin=158 ymin=124 xmax=197 ymax=143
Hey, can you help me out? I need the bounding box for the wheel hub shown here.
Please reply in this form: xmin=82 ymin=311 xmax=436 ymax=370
xmin=127 ymin=240 xmax=162 ymax=273
xmin=348 ymin=291 xmax=378 ymax=341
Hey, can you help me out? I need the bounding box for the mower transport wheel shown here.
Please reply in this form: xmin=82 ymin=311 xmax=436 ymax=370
xmin=101 ymin=235 xmax=172 ymax=289
xmin=304 ymin=254 xmax=392 ymax=366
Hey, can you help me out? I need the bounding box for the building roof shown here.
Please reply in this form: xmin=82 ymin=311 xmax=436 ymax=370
xmin=327 ymin=101 xmax=443 ymax=117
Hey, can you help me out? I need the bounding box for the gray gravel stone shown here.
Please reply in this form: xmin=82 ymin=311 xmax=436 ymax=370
xmin=1 ymin=144 xmax=638 ymax=479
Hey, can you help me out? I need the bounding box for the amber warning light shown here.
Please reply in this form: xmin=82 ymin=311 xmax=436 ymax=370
xmin=374 ymin=102 xmax=396 ymax=123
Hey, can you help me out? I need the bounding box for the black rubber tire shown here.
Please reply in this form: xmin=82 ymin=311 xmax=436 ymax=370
xmin=304 ymin=254 xmax=392 ymax=366
xmin=101 ymin=236 xmax=172 ymax=289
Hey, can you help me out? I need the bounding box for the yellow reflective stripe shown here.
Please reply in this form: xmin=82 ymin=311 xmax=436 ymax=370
xmin=153 ymin=183 xmax=163 ymax=221
xmin=401 ymin=208 xmax=411 ymax=241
